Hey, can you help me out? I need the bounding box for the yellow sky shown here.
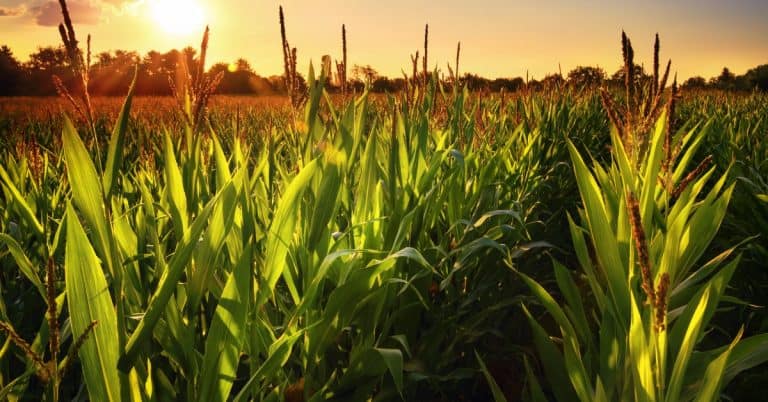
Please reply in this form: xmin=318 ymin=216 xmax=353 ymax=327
xmin=1 ymin=0 xmax=767 ymax=80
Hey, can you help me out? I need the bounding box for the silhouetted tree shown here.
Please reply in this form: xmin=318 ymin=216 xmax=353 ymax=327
xmin=567 ymin=66 xmax=606 ymax=89
xmin=2 ymin=43 xmax=767 ymax=96
xmin=25 ymin=46 xmax=71 ymax=95
xmin=744 ymin=64 xmax=768 ymax=91
xmin=0 ymin=46 xmax=25 ymax=95
xmin=682 ymin=76 xmax=707 ymax=89
xmin=610 ymin=63 xmax=648 ymax=87
xmin=489 ymin=77 xmax=524 ymax=92
xmin=352 ymin=64 xmax=378 ymax=83
xmin=711 ymin=67 xmax=736 ymax=90
xmin=463 ymin=73 xmax=490 ymax=91
xmin=541 ymin=73 xmax=565 ymax=89
xmin=90 ymin=50 xmax=139 ymax=96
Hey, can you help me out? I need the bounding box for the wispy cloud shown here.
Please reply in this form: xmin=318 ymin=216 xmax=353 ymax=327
xmin=0 ymin=4 xmax=26 ymax=16
xmin=0 ymin=0 xmax=141 ymax=25
xmin=32 ymin=0 xmax=102 ymax=26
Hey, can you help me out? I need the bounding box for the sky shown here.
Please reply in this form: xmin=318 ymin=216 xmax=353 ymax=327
xmin=1 ymin=0 xmax=767 ymax=80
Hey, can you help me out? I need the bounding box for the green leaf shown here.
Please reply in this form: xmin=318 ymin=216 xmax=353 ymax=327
xmin=261 ymin=158 xmax=320 ymax=305
xmin=523 ymin=356 xmax=548 ymax=402
xmin=306 ymin=159 xmax=342 ymax=250
xmin=521 ymin=304 xmax=577 ymax=402
xmin=0 ymin=165 xmax=44 ymax=236
xmin=684 ymin=334 xmax=768 ymax=396
xmin=198 ymin=246 xmax=251 ymax=402
xmin=627 ymin=290 xmax=654 ymax=402
xmin=669 ymin=258 xmax=738 ymax=358
xmin=119 ymin=182 xmax=231 ymax=372
xmin=553 ymin=260 xmax=591 ymax=343
xmin=65 ymin=203 xmax=121 ymax=401
xmin=62 ymin=116 xmax=115 ymax=277
xmin=568 ymin=141 xmax=630 ymax=325
xmin=188 ymin=176 xmax=240 ymax=313
xmin=518 ymin=271 xmax=578 ymax=336
xmin=103 ymin=66 xmax=137 ymax=200
xmin=232 ymin=330 xmax=304 ymax=402
xmin=0 ymin=234 xmax=45 ymax=299
xmin=693 ymin=328 xmax=743 ymax=402
xmin=164 ymin=133 xmax=189 ymax=239
xmin=666 ymin=287 xmax=711 ymax=402
xmin=475 ymin=350 xmax=508 ymax=402
xmin=211 ymin=132 xmax=232 ymax=191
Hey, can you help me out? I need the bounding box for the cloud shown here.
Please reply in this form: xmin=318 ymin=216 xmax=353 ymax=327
xmin=100 ymin=0 xmax=142 ymax=6
xmin=101 ymin=0 xmax=145 ymax=16
xmin=0 ymin=0 xmax=140 ymax=24
xmin=32 ymin=0 xmax=102 ymax=26
xmin=0 ymin=5 xmax=26 ymax=16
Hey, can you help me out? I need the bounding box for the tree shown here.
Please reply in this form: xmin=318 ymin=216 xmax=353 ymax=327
xmin=610 ymin=63 xmax=648 ymax=87
xmin=682 ymin=76 xmax=707 ymax=89
xmin=90 ymin=50 xmax=139 ymax=95
xmin=711 ymin=67 xmax=736 ymax=89
xmin=744 ymin=64 xmax=768 ymax=92
xmin=234 ymin=58 xmax=252 ymax=73
xmin=541 ymin=73 xmax=565 ymax=89
xmin=0 ymin=46 xmax=25 ymax=95
xmin=209 ymin=60 xmax=274 ymax=95
xmin=489 ymin=77 xmax=524 ymax=92
xmin=351 ymin=64 xmax=378 ymax=83
xmin=463 ymin=73 xmax=490 ymax=91
xmin=27 ymin=46 xmax=67 ymax=71
xmin=25 ymin=46 xmax=71 ymax=95
xmin=137 ymin=50 xmax=172 ymax=95
xmin=567 ymin=66 xmax=605 ymax=89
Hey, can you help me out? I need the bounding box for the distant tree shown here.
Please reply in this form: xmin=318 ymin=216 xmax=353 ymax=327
xmin=682 ymin=76 xmax=708 ymax=89
xmin=489 ymin=77 xmax=524 ymax=92
xmin=463 ymin=73 xmax=490 ymax=91
xmin=3 ymin=43 xmax=767 ymax=97
xmin=0 ymin=46 xmax=25 ymax=95
xmin=267 ymin=75 xmax=286 ymax=93
xmin=234 ymin=58 xmax=252 ymax=73
xmin=348 ymin=79 xmax=365 ymax=93
xmin=181 ymin=46 xmax=197 ymax=68
xmin=25 ymin=46 xmax=71 ymax=95
xmin=526 ymin=79 xmax=543 ymax=91
xmin=541 ymin=73 xmax=565 ymax=89
xmin=210 ymin=60 xmax=275 ymax=95
xmin=351 ymin=64 xmax=378 ymax=83
xmin=133 ymin=50 xmax=173 ymax=95
xmin=610 ymin=63 xmax=648 ymax=87
xmin=711 ymin=67 xmax=736 ymax=90
xmin=27 ymin=46 xmax=67 ymax=71
xmin=371 ymin=77 xmax=392 ymax=92
xmin=248 ymin=75 xmax=279 ymax=95
xmin=743 ymin=64 xmax=768 ymax=92
xmin=567 ymin=66 xmax=605 ymax=89
xmin=90 ymin=50 xmax=139 ymax=95
xmin=389 ymin=77 xmax=407 ymax=92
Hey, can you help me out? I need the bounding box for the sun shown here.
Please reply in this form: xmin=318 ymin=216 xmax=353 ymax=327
xmin=150 ymin=0 xmax=206 ymax=36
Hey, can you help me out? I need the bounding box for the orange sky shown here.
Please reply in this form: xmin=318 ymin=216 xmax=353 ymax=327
xmin=1 ymin=0 xmax=767 ymax=80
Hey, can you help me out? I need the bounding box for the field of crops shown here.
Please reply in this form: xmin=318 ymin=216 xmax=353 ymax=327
xmin=2 ymin=3 xmax=768 ymax=401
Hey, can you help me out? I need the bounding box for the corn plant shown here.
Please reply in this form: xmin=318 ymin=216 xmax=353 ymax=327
xmin=518 ymin=107 xmax=768 ymax=401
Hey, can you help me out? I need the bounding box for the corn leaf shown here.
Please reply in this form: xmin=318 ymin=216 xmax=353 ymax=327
xmin=103 ymin=66 xmax=137 ymax=200
xmin=198 ymin=246 xmax=251 ymax=402
xmin=65 ymin=203 xmax=121 ymax=401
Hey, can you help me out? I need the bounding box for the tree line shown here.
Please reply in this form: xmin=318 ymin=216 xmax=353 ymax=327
xmin=1 ymin=44 xmax=766 ymax=96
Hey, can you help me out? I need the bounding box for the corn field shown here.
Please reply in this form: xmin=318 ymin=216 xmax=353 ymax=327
xmin=1 ymin=3 xmax=768 ymax=402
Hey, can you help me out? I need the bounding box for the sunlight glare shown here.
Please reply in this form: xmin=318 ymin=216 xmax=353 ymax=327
xmin=151 ymin=0 xmax=206 ymax=36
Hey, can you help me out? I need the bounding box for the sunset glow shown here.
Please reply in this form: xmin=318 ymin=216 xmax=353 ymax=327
xmin=150 ymin=0 xmax=206 ymax=36
xmin=0 ymin=1 xmax=766 ymax=80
